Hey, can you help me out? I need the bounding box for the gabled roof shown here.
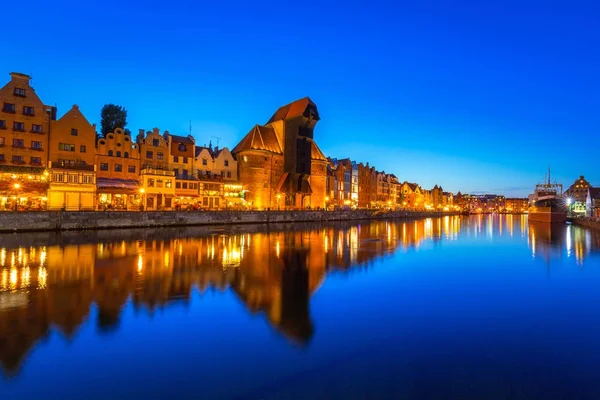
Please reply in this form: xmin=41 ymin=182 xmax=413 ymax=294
xmin=232 ymin=124 xmax=282 ymax=154
xmin=311 ymin=142 xmax=327 ymax=161
xmin=57 ymin=105 xmax=93 ymax=127
xmin=406 ymin=182 xmax=419 ymax=191
xmin=195 ymin=146 xmax=211 ymax=158
xmin=589 ymin=187 xmax=600 ymax=199
xmin=267 ymin=97 xmax=319 ymax=124
xmin=166 ymin=133 xmax=195 ymax=144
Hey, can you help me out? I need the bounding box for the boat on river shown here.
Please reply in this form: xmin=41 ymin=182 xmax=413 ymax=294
xmin=528 ymin=168 xmax=566 ymax=223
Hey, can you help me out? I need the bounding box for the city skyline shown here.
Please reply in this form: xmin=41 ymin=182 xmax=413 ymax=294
xmin=3 ymin=1 xmax=599 ymax=197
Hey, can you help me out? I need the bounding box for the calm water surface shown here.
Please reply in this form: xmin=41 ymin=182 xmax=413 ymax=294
xmin=1 ymin=215 xmax=600 ymax=399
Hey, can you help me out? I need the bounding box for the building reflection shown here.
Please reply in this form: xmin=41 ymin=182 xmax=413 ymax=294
xmin=2 ymin=216 xmax=599 ymax=375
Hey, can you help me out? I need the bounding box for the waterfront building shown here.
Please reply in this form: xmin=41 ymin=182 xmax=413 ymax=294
xmin=232 ymin=97 xmax=327 ymax=209
xmin=165 ymin=133 xmax=198 ymax=209
xmin=136 ymin=128 xmax=175 ymax=210
xmin=586 ymin=187 xmax=600 ymax=217
xmin=357 ymin=162 xmax=377 ymax=208
xmin=565 ymin=175 xmax=591 ymax=215
xmin=399 ymin=181 xmax=423 ymax=209
xmin=95 ymin=128 xmax=141 ymax=210
xmin=329 ymin=158 xmax=357 ymax=208
xmin=0 ymin=72 xmax=53 ymax=210
xmin=194 ymin=144 xmax=223 ymax=209
xmin=47 ymin=105 xmax=97 ymax=210
xmin=504 ymin=198 xmax=528 ymax=212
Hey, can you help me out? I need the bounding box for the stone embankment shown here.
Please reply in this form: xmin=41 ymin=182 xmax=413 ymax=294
xmin=0 ymin=210 xmax=457 ymax=233
xmin=571 ymin=217 xmax=600 ymax=231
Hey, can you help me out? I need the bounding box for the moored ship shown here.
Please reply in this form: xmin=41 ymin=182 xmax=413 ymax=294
xmin=528 ymin=168 xmax=567 ymax=223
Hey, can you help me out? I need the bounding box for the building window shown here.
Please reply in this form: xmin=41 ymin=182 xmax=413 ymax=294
xmin=71 ymin=128 xmax=78 ymax=136
xmin=13 ymin=88 xmax=26 ymax=97
xmin=31 ymin=157 xmax=42 ymax=165
xmin=174 ymin=156 xmax=179 ymax=163
xmin=202 ymin=159 xmax=207 ymax=166
xmin=59 ymin=143 xmax=76 ymax=151
xmin=128 ymin=165 xmax=136 ymax=173
xmin=146 ymin=151 xmax=153 ymax=159
xmin=183 ymin=157 xmax=188 ymax=164
xmin=52 ymin=173 xmax=64 ymax=182
xmin=124 ymin=152 xmax=129 ymax=158
xmin=114 ymin=164 xmax=122 ymax=172
xmin=227 ymin=171 xmax=231 ymax=178
xmin=80 ymin=145 xmax=86 ymax=153
xmin=157 ymin=152 xmax=164 ymax=160
xmin=166 ymin=180 xmax=172 ymax=188
xmin=67 ymin=174 xmax=78 ymax=183
xmin=182 ymin=170 xmax=189 ymax=179
xmin=117 ymin=143 xmax=122 ymax=147
xmin=148 ymin=178 xmax=155 ymax=187
xmin=153 ymin=139 xmax=159 ymax=146
xmin=13 ymin=122 xmax=25 ymax=131
xmin=224 ymin=160 xmax=229 ymax=167
xmin=100 ymin=163 xmax=109 ymax=171
xmin=31 ymin=140 xmax=42 ymax=150
xmin=178 ymin=143 xmax=187 ymax=151
xmin=108 ymin=150 xmax=113 ymax=156
xmin=12 ymin=155 xmax=24 ymax=163
xmin=31 ymin=124 xmax=42 ymax=133
xmin=0 ymin=154 xmax=4 ymax=162
xmin=13 ymin=138 xmax=24 ymax=148
xmin=23 ymin=106 xmax=34 ymax=116
xmin=0 ymin=120 xmax=5 ymax=129
xmin=176 ymin=182 xmax=181 ymax=189
xmin=157 ymin=179 xmax=164 ymax=188
xmin=82 ymin=175 xmax=93 ymax=184
xmin=3 ymin=103 xmax=15 ymax=113
xmin=0 ymin=137 xmax=3 ymax=146
xmin=183 ymin=182 xmax=188 ymax=189
xmin=116 ymin=151 xmax=121 ymax=157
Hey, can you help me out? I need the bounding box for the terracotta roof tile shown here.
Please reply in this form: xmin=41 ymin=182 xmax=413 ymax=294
xmin=267 ymin=97 xmax=319 ymax=124
xmin=232 ymin=125 xmax=282 ymax=154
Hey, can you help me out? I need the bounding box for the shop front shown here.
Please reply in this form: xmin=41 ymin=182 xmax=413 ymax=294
xmin=140 ymin=168 xmax=175 ymax=211
xmin=96 ymin=178 xmax=142 ymax=211
xmin=0 ymin=167 xmax=49 ymax=211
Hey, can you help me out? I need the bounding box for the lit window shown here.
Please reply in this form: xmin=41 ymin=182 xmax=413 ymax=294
xmin=148 ymin=178 xmax=155 ymax=187
xmin=59 ymin=143 xmax=76 ymax=151
xmin=82 ymin=175 xmax=94 ymax=184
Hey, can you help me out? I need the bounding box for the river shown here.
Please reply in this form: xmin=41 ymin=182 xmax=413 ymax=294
xmin=1 ymin=215 xmax=600 ymax=399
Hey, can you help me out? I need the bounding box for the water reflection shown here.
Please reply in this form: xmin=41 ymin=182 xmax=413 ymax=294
xmin=1 ymin=215 xmax=600 ymax=378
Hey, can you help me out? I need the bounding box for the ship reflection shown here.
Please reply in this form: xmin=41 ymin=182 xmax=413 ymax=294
xmin=528 ymin=221 xmax=600 ymax=266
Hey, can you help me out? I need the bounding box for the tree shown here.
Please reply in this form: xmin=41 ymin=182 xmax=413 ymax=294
xmin=100 ymin=104 xmax=129 ymax=137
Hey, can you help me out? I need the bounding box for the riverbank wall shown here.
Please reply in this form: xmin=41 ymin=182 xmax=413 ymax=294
xmin=571 ymin=217 xmax=600 ymax=231
xmin=0 ymin=210 xmax=457 ymax=233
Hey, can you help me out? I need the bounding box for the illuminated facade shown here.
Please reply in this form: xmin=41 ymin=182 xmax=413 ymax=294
xmin=47 ymin=105 xmax=97 ymax=210
xmin=565 ymin=175 xmax=591 ymax=215
xmin=357 ymin=162 xmax=377 ymax=208
xmin=166 ymin=133 xmax=198 ymax=209
xmin=0 ymin=72 xmax=52 ymax=210
xmin=232 ymin=97 xmax=327 ymax=209
xmin=136 ymin=128 xmax=175 ymax=210
xmin=95 ymin=128 xmax=141 ymax=210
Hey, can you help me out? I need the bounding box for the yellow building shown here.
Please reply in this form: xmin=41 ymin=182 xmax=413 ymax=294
xmin=136 ymin=128 xmax=175 ymax=210
xmin=165 ymin=133 xmax=198 ymax=209
xmin=95 ymin=128 xmax=141 ymax=210
xmin=0 ymin=72 xmax=52 ymax=210
xmin=47 ymin=105 xmax=96 ymax=210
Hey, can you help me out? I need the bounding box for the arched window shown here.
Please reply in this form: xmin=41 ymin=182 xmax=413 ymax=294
xmin=108 ymin=150 xmax=113 ymax=156
xmin=178 ymin=143 xmax=187 ymax=152
xmin=116 ymin=151 xmax=121 ymax=157
xmin=124 ymin=152 xmax=129 ymax=158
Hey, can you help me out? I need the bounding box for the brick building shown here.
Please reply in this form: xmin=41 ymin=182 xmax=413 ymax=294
xmin=357 ymin=162 xmax=377 ymax=208
xmin=232 ymin=97 xmax=327 ymax=209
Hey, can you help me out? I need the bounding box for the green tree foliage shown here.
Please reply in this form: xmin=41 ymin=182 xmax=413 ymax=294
xmin=100 ymin=104 xmax=129 ymax=137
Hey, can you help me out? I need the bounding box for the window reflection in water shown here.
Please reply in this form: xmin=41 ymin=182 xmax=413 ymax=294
xmin=0 ymin=216 xmax=599 ymax=376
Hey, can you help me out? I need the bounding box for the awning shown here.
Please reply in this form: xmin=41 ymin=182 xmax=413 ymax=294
xmin=96 ymin=178 xmax=140 ymax=194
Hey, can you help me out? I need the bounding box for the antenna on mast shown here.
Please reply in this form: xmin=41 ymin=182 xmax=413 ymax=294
xmin=548 ymin=165 xmax=551 ymax=185
xmin=211 ymin=136 xmax=222 ymax=147
xmin=189 ymin=120 xmax=192 ymax=136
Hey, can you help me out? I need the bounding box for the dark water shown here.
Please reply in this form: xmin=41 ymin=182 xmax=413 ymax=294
xmin=1 ymin=215 xmax=600 ymax=399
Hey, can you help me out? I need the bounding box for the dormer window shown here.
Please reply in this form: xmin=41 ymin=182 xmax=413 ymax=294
xmin=178 ymin=143 xmax=187 ymax=152
xmin=13 ymin=88 xmax=26 ymax=97
xmin=153 ymin=139 xmax=159 ymax=147
xmin=202 ymin=159 xmax=207 ymax=166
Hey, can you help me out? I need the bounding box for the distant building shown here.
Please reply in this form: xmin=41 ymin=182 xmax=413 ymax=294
xmin=358 ymin=162 xmax=377 ymax=208
xmin=504 ymin=198 xmax=528 ymax=212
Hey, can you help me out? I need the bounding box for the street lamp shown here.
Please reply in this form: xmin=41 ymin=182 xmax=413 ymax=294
xmin=139 ymin=188 xmax=145 ymax=211
xmin=13 ymin=183 xmax=20 ymax=211
xmin=325 ymin=196 xmax=329 ymax=211
xmin=276 ymin=193 xmax=281 ymax=211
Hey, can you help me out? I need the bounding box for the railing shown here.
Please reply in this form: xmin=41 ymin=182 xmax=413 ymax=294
xmin=50 ymin=161 xmax=95 ymax=171
xmin=141 ymin=168 xmax=175 ymax=176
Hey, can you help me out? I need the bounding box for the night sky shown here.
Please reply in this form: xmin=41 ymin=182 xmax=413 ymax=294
xmin=2 ymin=0 xmax=599 ymax=196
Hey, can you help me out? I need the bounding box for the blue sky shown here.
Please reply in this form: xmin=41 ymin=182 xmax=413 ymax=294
xmin=3 ymin=0 xmax=599 ymax=196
